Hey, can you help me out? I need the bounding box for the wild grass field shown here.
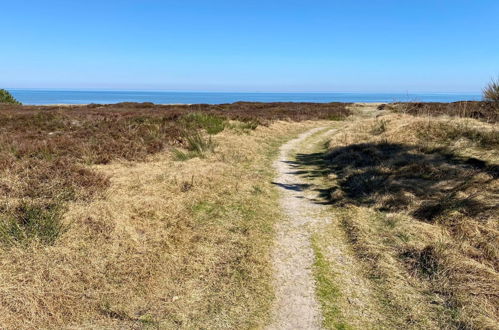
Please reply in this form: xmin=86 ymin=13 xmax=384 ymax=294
xmin=0 ymin=98 xmax=497 ymax=329
xmin=305 ymin=103 xmax=498 ymax=329
xmin=0 ymin=102 xmax=349 ymax=328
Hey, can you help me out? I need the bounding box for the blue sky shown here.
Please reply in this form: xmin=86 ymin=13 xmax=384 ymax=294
xmin=1 ymin=0 xmax=498 ymax=92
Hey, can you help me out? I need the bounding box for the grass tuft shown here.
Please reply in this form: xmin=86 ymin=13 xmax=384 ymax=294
xmin=0 ymin=201 xmax=66 ymax=246
xmin=180 ymin=112 xmax=226 ymax=134
xmin=370 ymin=119 xmax=388 ymax=135
xmin=229 ymin=119 xmax=260 ymax=132
xmin=483 ymin=77 xmax=499 ymax=103
xmin=401 ymin=245 xmax=442 ymax=278
xmin=172 ymin=130 xmax=216 ymax=160
xmin=414 ymin=121 xmax=499 ymax=148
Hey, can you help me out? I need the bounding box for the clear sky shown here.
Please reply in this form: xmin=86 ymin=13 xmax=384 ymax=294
xmin=1 ymin=0 xmax=498 ymax=92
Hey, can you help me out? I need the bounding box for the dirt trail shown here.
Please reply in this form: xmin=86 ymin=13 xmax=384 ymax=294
xmin=267 ymin=105 xmax=384 ymax=329
xmin=267 ymin=127 xmax=337 ymax=330
xmin=267 ymin=104 xmax=447 ymax=329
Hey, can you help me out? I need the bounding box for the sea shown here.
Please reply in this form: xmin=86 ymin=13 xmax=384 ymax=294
xmin=7 ymin=89 xmax=482 ymax=105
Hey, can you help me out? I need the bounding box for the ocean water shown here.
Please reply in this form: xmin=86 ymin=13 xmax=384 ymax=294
xmin=8 ymin=89 xmax=482 ymax=105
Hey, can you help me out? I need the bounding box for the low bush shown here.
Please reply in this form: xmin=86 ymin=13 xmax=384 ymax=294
xmin=0 ymin=89 xmax=21 ymax=105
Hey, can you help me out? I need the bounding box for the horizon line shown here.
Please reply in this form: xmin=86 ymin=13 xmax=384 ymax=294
xmin=6 ymin=88 xmax=483 ymax=95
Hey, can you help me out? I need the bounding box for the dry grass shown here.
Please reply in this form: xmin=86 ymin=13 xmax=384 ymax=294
xmin=0 ymin=99 xmax=338 ymax=328
xmin=0 ymin=103 xmax=350 ymax=246
xmin=298 ymin=112 xmax=498 ymax=329
xmin=384 ymin=101 xmax=498 ymax=123
xmin=483 ymin=77 xmax=499 ymax=103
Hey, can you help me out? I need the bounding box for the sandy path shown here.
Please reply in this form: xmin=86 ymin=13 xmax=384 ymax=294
xmin=267 ymin=127 xmax=336 ymax=330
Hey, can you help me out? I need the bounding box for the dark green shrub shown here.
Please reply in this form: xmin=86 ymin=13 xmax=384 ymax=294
xmin=0 ymin=89 xmax=21 ymax=105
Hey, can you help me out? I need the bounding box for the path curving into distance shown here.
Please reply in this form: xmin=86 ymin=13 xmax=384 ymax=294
xmin=267 ymin=126 xmax=337 ymax=330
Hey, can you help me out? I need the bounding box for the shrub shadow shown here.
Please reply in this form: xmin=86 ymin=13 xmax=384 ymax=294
xmin=293 ymin=142 xmax=498 ymax=222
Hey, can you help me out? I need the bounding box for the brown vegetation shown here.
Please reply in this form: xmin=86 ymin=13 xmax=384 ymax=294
xmin=383 ymin=101 xmax=498 ymax=123
xmin=0 ymin=102 xmax=351 ymax=245
xmin=1 ymin=101 xmax=352 ymax=123
xmin=0 ymin=101 xmax=349 ymax=328
xmin=2 ymin=100 xmax=496 ymax=328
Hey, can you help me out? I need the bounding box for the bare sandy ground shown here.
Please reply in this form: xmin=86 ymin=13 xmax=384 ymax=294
xmin=267 ymin=127 xmax=335 ymax=329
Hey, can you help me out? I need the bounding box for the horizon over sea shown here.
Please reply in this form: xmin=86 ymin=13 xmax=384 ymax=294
xmin=8 ymin=89 xmax=482 ymax=105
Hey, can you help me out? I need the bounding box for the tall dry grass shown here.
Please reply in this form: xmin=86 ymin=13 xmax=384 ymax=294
xmin=0 ymin=103 xmax=350 ymax=246
xmin=0 ymin=101 xmax=337 ymax=328
xmin=483 ymin=77 xmax=499 ymax=102
xmin=308 ymin=113 xmax=498 ymax=328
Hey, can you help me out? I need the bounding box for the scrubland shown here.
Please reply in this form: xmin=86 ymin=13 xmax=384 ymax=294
xmin=386 ymin=100 xmax=498 ymax=123
xmin=0 ymin=99 xmax=497 ymax=329
xmin=307 ymin=103 xmax=498 ymax=329
xmin=0 ymin=102 xmax=349 ymax=328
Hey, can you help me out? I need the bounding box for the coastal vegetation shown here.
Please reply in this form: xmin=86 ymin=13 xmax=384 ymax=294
xmin=0 ymin=100 xmax=496 ymax=329
xmin=0 ymin=102 xmax=349 ymax=328
xmin=0 ymin=89 xmax=21 ymax=105
xmin=384 ymin=101 xmax=498 ymax=123
xmin=483 ymin=77 xmax=499 ymax=103
xmin=305 ymin=104 xmax=498 ymax=329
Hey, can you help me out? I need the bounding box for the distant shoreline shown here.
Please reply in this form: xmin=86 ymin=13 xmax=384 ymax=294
xmin=13 ymin=100 xmax=481 ymax=107
xmin=7 ymin=90 xmax=482 ymax=105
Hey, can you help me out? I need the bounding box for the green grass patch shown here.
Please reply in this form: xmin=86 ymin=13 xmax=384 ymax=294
xmin=328 ymin=114 xmax=345 ymax=121
xmin=311 ymin=235 xmax=352 ymax=330
xmin=0 ymin=201 xmax=66 ymax=246
xmin=227 ymin=120 xmax=260 ymax=133
xmin=172 ymin=130 xmax=216 ymax=161
xmin=191 ymin=201 xmax=224 ymax=224
xmin=181 ymin=112 xmax=226 ymax=134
